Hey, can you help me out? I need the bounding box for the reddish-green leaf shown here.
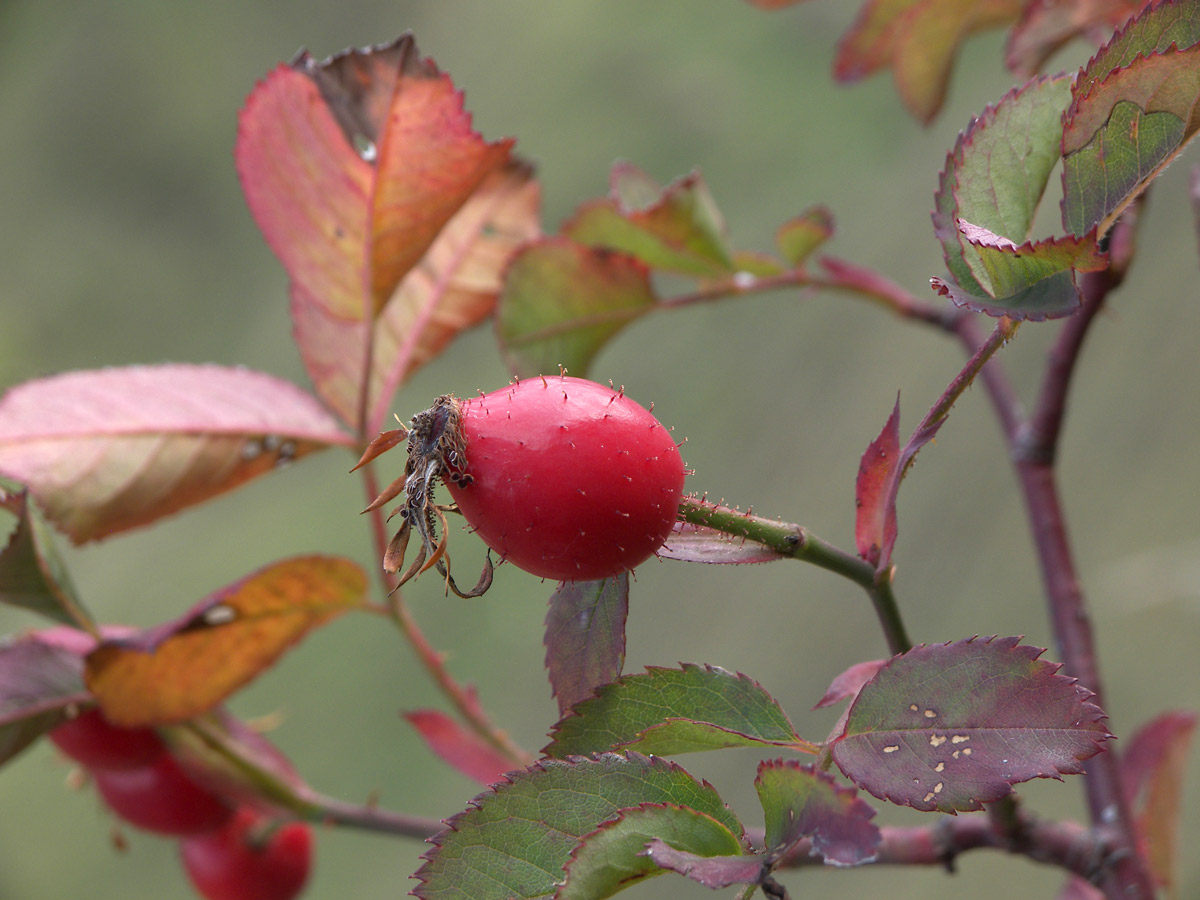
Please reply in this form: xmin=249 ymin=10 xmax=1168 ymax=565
xmin=544 ymin=576 xmax=628 ymax=717
xmin=564 ymin=164 xmax=736 ymax=278
xmin=932 ymin=74 xmax=1103 ymax=319
xmin=237 ymin=35 xmax=514 ymax=321
xmin=0 ymin=490 xmax=89 ymax=628
xmin=0 ymin=365 xmax=350 ymax=543
xmin=1006 ymin=0 xmax=1155 ymax=77
xmin=496 ymin=238 xmax=656 ymax=378
xmin=404 ymin=710 xmax=514 ymax=786
xmin=0 ymin=632 xmax=90 ymax=766
xmin=642 ymin=842 xmax=766 ymax=888
xmin=85 ymin=556 xmax=366 ymax=726
xmin=658 ymin=522 xmax=788 ymax=564
xmin=558 ymin=803 xmax=745 ymax=900
xmin=1121 ymin=711 xmax=1197 ymax=895
xmin=776 ymin=206 xmax=835 ymax=267
xmin=834 ymin=0 xmax=1022 ymax=123
xmin=544 ymin=664 xmax=809 ymax=759
xmin=855 ymin=397 xmax=900 ymax=567
xmin=413 ymin=753 xmax=742 ymax=900
xmin=755 ymin=760 xmax=880 ymax=865
xmin=813 ymin=660 xmax=887 ymax=711
xmin=294 ymin=160 xmax=540 ymax=430
xmin=1062 ymin=42 xmax=1200 ymax=236
xmin=830 ymin=636 xmax=1111 ymax=813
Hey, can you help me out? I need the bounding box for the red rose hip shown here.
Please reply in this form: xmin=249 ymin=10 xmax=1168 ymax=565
xmin=372 ymin=376 xmax=685 ymax=587
xmin=180 ymin=808 xmax=313 ymax=900
xmin=447 ymin=377 xmax=684 ymax=581
xmin=93 ymin=753 xmax=234 ymax=835
xmin=50 ymin=706 xmax=165 ymax=770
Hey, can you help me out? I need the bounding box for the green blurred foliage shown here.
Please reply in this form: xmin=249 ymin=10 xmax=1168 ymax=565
xmin=1 ymin=2 xmax=1198 ymax=899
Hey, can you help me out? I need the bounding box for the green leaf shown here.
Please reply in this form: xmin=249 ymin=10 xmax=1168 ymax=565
xmin=413 ymin=753 xmax=742 ymax=900
xmin=558 ymin=803 xmax=744 ymax=900
xmin=830 ymin=636 xmax=1111 ymax=813
xmin=776 ymin=205 xmax=835 ymax=266
xmin=495 ymin=238 xmax=655 ymax=378
xmin=564 ymin=164 xmax=736 ymax=277
xmin=1062 ymin=45 xmax=1200 ymax=236
xmin=544 ymin=576 xmax=628 ymax=717
xmin=543 ymin=664 xmax=806 ymax=758
xmin=0 ymin=490 xmax=91 ymax=629
xmin=755 ymin=760 xmax=879 ymax=866
xmin=932 ymin=74 xmax=1103 ymax=319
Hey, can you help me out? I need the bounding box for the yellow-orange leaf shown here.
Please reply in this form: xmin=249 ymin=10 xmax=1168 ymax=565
xmin=85 ymin=556 xmax=366 ymax=726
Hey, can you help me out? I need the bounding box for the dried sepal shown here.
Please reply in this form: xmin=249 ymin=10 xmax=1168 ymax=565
xmin=366 ymin=395 xmax=491 ymax=597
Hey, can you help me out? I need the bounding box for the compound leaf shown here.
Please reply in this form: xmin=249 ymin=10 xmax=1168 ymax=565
xmin=496 ymin=238 xmax=656 ymax=378
xmin=544 ymin=575 xmax=628 ymax=717
xmin=0 ymin=365 xmax=350 ymax=543
xmin=85 ymin=556 xmax=366 ymax=726
xmin=564 ymin=164 xmax=736 ymax=278
xmin=830 ymin=636 xmax=1110 ymax=813
xmin=544 ymin=664 xmax=808 ymax=758
xmin=0 ymin=632 xmax=90 ymax=766
xmin=755 ymin=759 xmax=880 ymax=866
xmin=0 ymin=490 xmax=89 ymax=628
xmin=558 ymin=803 xmax=744 ymax=900
xmin=413 ymin=752 xmax=742 ymax=900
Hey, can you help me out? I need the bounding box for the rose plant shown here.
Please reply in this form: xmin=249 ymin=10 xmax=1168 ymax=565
xmin=1 ymin=3 xmax=1199 ymax=899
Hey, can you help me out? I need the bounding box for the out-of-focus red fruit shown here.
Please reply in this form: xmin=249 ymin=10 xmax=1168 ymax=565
xmin=93 ymin=754 xmax=234 ymax=835
xmin=180 ymin=807 xmax=313 ymax=900
xmin=50 ymin=707 xmax=165 ymax=770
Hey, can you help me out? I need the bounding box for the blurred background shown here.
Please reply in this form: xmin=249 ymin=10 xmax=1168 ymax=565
xmin=1 ymin=2 xmax=1198 ymax=898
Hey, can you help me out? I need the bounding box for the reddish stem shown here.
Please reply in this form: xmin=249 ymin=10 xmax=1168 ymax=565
xmin=358 ymin=460 xmax=529 ymax=767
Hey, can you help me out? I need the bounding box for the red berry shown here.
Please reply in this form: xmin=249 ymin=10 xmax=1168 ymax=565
xmin=180 ymin=808 xmax=312 ymax=900
xmin=380 ymin=375 xmax=684 ymax=584
xmin=50 ymin=706 xmax=165 ymax=770
xmin=93 ymin=753 xmax=234 ymax=835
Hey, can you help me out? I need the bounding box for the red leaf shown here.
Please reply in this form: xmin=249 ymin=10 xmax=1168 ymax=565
xmin=813 ymin=659 xmax=887 ymax=710
xmin=0 ymin=365 xmax=350 ymax=542
xmin=755 ymin=759 xmax=880 ymax=865
xmin=831 ymin=636 xmax=1111 ymax=813
xmin=855 ymin=397 xmax=900 ymax=566
xmin=1121 ymin=711 xmax=1198 ymax=892
xmin=544 ymin=576 xmax=628 ymax=717
xmin=404 ymin=710 xmax=512 ymax=785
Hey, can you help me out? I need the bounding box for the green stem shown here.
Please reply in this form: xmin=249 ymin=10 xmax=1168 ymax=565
xmin=676 ymin=498 xmax=911 ymax=654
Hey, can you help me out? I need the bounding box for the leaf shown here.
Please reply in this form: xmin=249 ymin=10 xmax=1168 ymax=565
xmin=834 ymin=0 xmax=1022 ymax=123
xmin=0 ymin=632 xmax=90 ymax=766
xmin=564 ymin=164 xmax=736 ymax=277
xmin=1006 ymin=0 xmax=1156 ymax=77
xmin=855 ymin=397 xmax=900 ymax=567
xmin=405 ymin=709 xmax=514 ymax=785
xmin=776 ymin=206 xmax=835 ymax=266
xmin=813 ymin=660 xmax=887 ymax=710
xmin=544 ymin=664 xmax=808 ymax=759
xmin=85 ymin=556 xmax=366 ymax=726
xmin=558 ymin=802 xmax=745 ymax=900
xmin=755 ymin=759 xmax=880 ymax=865
xmin=496 ymin=238 xmax=656 ymax=378
xmin=1062 ymin=44 xmax=1200 ymax=237
xmin=1120 ymin=711 xmax=1197 ymax=896
xmin=413 ymin=752 xmax=743 ymax=900
xmin=642 ymin=841 xmax=766 ymax=888
xmin=830 ymin=636 xmax=1111 ymax=813
xmin=0 ymin=365 xmax=351 ymax=543
xmin=0 ymin=490 xmax=90 ymax=628
xmin=658 ymin=522 xmax=789 ymax=564
xmin=544 ymin=576 xmax=628 ymax=717
xmin=932 ymin=74 xmax=1102 ymax=319
xmin=237 ymin=35 xmax=515 ymax=321
xmin=293 ymin=160 xmax=541 ymax=429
